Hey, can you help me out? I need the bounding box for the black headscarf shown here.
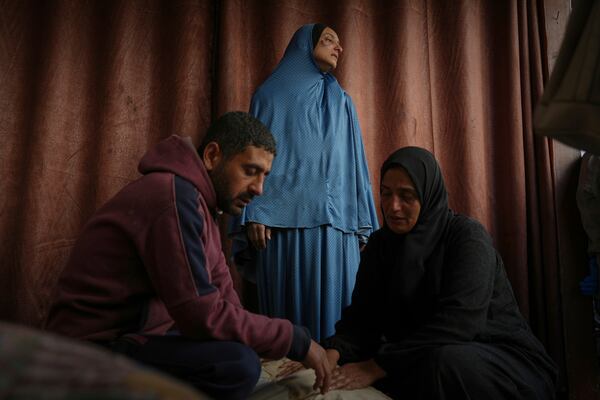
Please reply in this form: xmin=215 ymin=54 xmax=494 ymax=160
xmin=379 ymin=147 xmax=453 ymax=301
xmin=311 ymin=23 xmax=327 ymax=48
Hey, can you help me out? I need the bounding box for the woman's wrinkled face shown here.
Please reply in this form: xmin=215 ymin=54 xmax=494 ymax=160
xmin=381 ymin=167 xmax=421 ymax=234
xmin=312 ymin=27 xmax=343 ymax=72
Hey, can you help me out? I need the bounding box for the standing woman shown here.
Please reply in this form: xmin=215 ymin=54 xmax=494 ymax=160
xmin=230 ymin=24 xmax=379 ymax=341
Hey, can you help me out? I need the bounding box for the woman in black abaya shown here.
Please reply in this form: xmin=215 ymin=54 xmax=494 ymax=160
xmin=321 ymin=147 xmax=557 ymax=399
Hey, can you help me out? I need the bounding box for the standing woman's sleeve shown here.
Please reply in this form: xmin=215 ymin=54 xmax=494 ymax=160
xmin=347 ymin=98 xmax=379 ymax=241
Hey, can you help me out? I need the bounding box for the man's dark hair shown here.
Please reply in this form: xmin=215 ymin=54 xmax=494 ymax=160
xmin=198 ymin=111 xmax=276 ymax=158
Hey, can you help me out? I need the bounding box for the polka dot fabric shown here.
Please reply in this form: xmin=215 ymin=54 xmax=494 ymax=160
xmin=230 ymin=24 xmax=379 ymax=340
xmin=256 ymin=226 xmax=361 ymax=341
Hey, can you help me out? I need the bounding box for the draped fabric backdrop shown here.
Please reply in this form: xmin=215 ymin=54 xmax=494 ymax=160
xmin=0 ymin=0 xmax=569 ymax=393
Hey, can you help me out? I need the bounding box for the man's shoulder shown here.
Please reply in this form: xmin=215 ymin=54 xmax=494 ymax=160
xmin=98 ymin=172 xmax=180 ymax=218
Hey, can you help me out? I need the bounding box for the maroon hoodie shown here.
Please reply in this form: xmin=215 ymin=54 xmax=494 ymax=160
xmin=46 ymin=135 xmax=309 ymax=360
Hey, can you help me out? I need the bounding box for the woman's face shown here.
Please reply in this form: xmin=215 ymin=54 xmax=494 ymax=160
xmin=381 ymin=167 xmax=421 ymax=234
xmin=312 ymin=27 xmax=343 ymax=72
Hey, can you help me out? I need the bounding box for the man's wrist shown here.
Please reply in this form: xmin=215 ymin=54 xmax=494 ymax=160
xmin=287 ymin=325 xmax=311 ymax=361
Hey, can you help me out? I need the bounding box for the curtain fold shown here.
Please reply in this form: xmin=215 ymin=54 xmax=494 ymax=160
xmin=0 ymin=0 xmax=563 ymax=386
xmin=516 ymin=0 xmax=566 ymax=387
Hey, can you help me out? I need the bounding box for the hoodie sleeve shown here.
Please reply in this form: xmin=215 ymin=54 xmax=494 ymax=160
xmin=209 ymin=249 xmax=243 ymax=308
xmin=141 ymin=176 xmax=310 ymax=361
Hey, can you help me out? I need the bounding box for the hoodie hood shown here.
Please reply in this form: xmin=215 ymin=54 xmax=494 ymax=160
xmin=138 ymin=135 xmax=217 ymax=210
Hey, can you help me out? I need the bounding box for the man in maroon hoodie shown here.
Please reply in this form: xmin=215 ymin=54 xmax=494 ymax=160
xmin=46 ymin=112 xmax=332 ymax=399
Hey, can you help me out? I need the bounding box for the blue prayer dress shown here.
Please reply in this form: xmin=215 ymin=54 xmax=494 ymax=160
xmin=230 ymin=24 xmax=379 ymax=341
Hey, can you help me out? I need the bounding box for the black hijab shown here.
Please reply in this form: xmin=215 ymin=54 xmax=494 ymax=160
xmin=379 ymin=147 xmax=453 ymax=302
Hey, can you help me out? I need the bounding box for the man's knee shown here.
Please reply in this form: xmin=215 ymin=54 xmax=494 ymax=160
xmin=219 ymin=343 xmax=262 ymax=399
xmin=191 ymin=343 xmax=261 ymax=400
xmin=227 ymin=342 xmax=262 ymax=384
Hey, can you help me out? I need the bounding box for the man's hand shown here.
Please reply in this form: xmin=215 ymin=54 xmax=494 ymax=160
xmin=329 ymin=359 xmax=386 ymax=391
xmin=247 ymin=222 xmax=271 ymax=249
xmin=326 ymin=349 xmax=340 ymax=369
xmin=301 ymin=340 xmax=333 ymax=394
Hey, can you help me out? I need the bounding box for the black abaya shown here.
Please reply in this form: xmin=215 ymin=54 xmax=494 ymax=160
xmin=322 ymin=147 xmax=557 ymax=399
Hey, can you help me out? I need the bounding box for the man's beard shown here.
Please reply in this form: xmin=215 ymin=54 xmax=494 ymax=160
xmin=209 ymin=165 xmax=252 ymax=215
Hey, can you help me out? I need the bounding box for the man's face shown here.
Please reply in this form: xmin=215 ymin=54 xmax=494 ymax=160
xmin=208 ymin=145 xmax=274 ymax=216
xmin=381 ymin=167 xmax=421 ymax=234
xmin=313 ymin=27 xmax=343 ymax=72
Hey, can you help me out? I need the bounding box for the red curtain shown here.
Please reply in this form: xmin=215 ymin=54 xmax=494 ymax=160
xmin=0 ymin=0 xmax=563 ymax=383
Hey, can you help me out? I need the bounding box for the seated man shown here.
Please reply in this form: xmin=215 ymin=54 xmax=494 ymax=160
xmin=320 ymin=147 xmax=558 ymax=399
xmin=45 ymin=112 xmax=332 ymax=400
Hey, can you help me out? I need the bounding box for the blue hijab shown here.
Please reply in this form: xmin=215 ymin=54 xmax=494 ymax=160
xmin=235 ymin=23 xmax=379 ymax=235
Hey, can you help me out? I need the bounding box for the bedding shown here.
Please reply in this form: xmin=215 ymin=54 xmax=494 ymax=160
xmin=250 ymin=358 xmax=392 ymax=400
